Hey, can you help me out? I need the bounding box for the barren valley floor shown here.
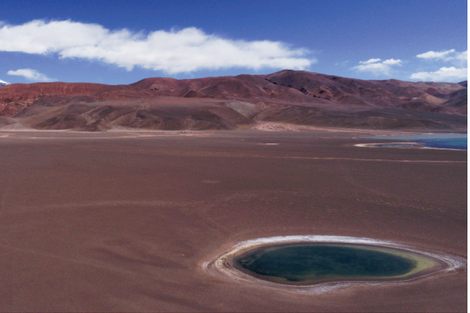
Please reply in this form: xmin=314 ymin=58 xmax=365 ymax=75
xmin=0 ymin=129 xmax=466 ymax=311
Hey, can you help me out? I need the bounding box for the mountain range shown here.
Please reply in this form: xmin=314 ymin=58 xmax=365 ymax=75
xmin=0 ymin=70 xmax=466 ymax=131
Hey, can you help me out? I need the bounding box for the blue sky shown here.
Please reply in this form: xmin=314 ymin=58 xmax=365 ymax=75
xmin=0 ymin=0 xmax=467 ymax=85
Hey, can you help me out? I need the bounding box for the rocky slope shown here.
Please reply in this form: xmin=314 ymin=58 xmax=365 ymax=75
xmin=0 ymin=70 xmax=466 ymax=131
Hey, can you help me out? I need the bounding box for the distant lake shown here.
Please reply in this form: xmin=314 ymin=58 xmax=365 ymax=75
xmin=367 ymin=134 xmax=467 ymax=150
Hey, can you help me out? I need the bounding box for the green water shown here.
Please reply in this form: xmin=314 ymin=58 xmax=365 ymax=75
xmin=233 ymin=243 xmax=417 ymax=284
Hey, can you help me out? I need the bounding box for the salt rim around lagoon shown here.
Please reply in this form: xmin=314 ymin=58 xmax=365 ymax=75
xmin=203 ymin=235 xmax=466 ymax=294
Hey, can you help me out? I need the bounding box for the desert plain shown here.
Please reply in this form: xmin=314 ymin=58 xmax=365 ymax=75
xmin=0 ymin=125 xmax=466 ymax=312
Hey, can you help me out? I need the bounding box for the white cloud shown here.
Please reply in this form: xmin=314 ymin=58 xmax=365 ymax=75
xmin=351 ymin=58 xmax=403 ymax=75
xmin=0 ymin=19 xmax=315 ymax=74
xmin=454 ymin=51 xmax=467 ymax=63
xmin=410 ymin=67 xmax=467 ymax=82
xmin=416 ymin=49 xmax=467 ymax=66
xmin=0 ymin=79 xmax=10 ymax=85
xmin=417 ymin=49 xmax=456 ymax=60
xmin=7 ymin=68 xmax=55 ymax=82
xmin=360 ymin=58 xmax=381 ymax=65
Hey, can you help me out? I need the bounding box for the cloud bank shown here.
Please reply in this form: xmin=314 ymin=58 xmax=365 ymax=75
xmin=410 ymin=67 xmax=467 ymax=82
xmin=7 ymin=68 xmax=55 ymax=82
xmin=0 ymin=20 xmax=315 ymax=74
xmin=351 ymin=58 xmax=402 ymax=75
xmin=416 ymin=49 xmax=467 ymax=65
xmin=411 ymin=49 xmax=467 ymax=81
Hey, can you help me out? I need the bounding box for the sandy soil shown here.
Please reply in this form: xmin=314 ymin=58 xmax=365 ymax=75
xmin=0 ymin=129 xmax=466 ymax=312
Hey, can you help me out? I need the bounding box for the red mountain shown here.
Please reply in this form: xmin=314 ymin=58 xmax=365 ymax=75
xmin=0 ymin=70 xmax=466 ymax=131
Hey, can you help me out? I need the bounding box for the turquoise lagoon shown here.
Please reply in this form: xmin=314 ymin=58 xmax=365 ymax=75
xmin=231 ymin=243 xmax=442 ymax=285
xmin=367 ymin=134 xmax=467 ymax=150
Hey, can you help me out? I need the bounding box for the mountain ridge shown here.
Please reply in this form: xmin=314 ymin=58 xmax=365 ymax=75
xmin=0 ymin=70 xmax=466 ymax=131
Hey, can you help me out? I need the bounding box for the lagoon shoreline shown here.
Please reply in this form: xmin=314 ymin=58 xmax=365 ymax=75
xmin=207 ymin=237 xmax=459 ymax=290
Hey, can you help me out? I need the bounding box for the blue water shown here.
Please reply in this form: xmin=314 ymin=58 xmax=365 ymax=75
xmin=368 ymin=134 xmax=467 ymax=150
xmin=233 ymin=243 xmax=416 ymax=284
